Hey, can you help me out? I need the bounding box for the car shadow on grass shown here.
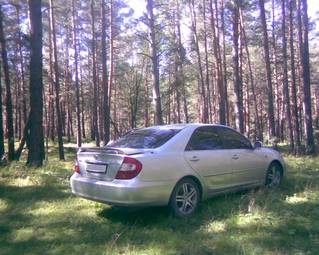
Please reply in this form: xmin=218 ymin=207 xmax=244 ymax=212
xmin=97 ymin=190 xmax=248 ymax=229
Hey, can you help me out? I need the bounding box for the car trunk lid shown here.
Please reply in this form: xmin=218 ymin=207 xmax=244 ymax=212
xmin=76 ymin=147 xmax=150 ymax=181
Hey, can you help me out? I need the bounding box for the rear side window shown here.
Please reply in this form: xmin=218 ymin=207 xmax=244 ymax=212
xmin=107 ymin=128 xmax=181 ymax=149
xmin=216 ymin=127 xmax=252 ymax=149
xmin=186 ymin=127 xmax=222 ymax=151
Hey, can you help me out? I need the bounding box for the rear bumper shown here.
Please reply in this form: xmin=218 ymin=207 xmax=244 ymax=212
xmin=70 ymin=173 xmax=175 ymax=206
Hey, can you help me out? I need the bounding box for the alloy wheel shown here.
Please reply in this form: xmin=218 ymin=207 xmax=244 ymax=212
xmin=266 ymin=164 xmax=282 ymax=187
xmin=175 ymin=182 xmax=198 ymax=215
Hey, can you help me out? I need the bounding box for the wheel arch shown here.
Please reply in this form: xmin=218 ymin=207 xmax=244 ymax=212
xmin=269 ymin=160 xmax=284 ymax=174
xmin=171 ymin=175 xmax=204 ymax=202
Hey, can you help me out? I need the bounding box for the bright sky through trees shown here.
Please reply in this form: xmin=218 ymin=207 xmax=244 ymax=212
xmin=127 ymin=0 xmax=319 ymax=25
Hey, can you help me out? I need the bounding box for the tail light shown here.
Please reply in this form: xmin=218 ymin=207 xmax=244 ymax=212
xmin=115 ymin=157 xmax=142 ymax=180
xmin=74 ymin=161 xmax=81 ymax=174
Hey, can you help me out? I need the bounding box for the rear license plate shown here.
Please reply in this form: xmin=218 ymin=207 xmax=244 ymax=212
xmin=86 ymin=163 xmax=108 ymax=174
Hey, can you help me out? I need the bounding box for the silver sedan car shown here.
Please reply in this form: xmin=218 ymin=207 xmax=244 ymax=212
xmin=70 ymin=124 xmax=285 ymax=217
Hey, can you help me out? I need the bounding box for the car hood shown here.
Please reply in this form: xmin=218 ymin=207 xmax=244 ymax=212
xmin=260 ymin=147 xmax=282 ymax=158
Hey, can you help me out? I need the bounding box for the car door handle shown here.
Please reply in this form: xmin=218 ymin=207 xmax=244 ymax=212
xmin=189 ymin=156 xmax=200 ymax=162
xmin=232 ymin=155 xmax=239 ymax=160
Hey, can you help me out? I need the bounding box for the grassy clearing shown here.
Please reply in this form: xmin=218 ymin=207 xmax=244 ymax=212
xmin=1 ymin=146 xmax=319 ymax=255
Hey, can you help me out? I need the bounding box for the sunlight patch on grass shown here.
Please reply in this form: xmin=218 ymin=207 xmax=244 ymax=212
xmin=285 ymin=193 xmax=310 ymax=204
xmin=104 ymin=245 xmax=164 ymax=255
xmin=205 ymin=220 xmax=227 ymax=233
xmin=235 ymin=211 xmax=278 ymax=228
xmin=0 ymin=198 xmax=9 ymax=212
xmin=11 ymin=176 xmax=35 ymax=187
xmin=12 ymin=227 xmax=34 ymax=242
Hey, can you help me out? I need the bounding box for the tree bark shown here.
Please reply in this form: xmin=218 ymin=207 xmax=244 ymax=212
xmin=101 ymin=0 xmax=110 ymax=145
xmin=210 ymin=0 xmax=226 ymax=125
xmin=91 ymin=0 xmax=100 ymax=146
xmin=48 ymin=19 xmax=55 ymax=141
xmin=0 ymin=58 xmax=4 ymax=160
xmin=0 ymin=6 xmax=15 ymax=160
xmin=147 ymin=0 xmax=164 ymax=125
xmin=64 ymin=32 xmax=72 ymax=143
xmin=144 ymin=66 xmax=150 ymax=127
xmin=176 ymin=0 xmax=188 ymax=123
xmin=189 ymin=0 xmax=208 ymax=123
xmin=232 ymin=0 xmax=244 ymax=133
xmin=27 ymin=0 xmax=45 ymax=166
xmin=49 ymin=0 xmax=65 ymax=160
xmin=258 ymin=0 xmax=276 ymax=139
xmin=16 ymin=6 xmax=27 ymax=129
xmin=239 ymin=8 xmax=262 ymax=140
xmin=203 ymin=0 xmax=212 ymax=123
xmin=80 ymin=67 xmax=86 ymax=139
xmin=271 ymin=0 xmax=281 ymax=138
xmin=72 ymin=0 xmax=82 ymax=148
xmin=15 ymin=114 xmax=31 ymax=161
xmin=289 ymin=0 xmax=301 ymax=154
xmin=221 ymin=0 xmax=230 ymax=125
xmin=281 ymin=0 xmax=294 ymax=151
xmin=297 ymin=0 xmax=315 ymax=154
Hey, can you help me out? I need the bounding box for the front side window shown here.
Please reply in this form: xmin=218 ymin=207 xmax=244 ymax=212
xmin=107 ymin=128 xmax=181 ymax=149
xmin=216 ymin=127 xmax=252 ymax=149
xmin=186 ymin=127 xmax=222 ymax=151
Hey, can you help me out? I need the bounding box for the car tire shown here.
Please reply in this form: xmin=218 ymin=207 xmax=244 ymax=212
xmin=169 ymin=178 xmax=200 ymax=217
xmin=265 ymin=162 xmax=283 ymax=188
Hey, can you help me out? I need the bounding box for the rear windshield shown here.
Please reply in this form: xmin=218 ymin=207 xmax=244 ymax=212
xmin=107 ymin=128 xmax=181 ymax=149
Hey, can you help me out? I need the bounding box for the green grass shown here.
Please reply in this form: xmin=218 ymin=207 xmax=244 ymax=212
xmin=1 ymin=146 xmax=319 ymax=255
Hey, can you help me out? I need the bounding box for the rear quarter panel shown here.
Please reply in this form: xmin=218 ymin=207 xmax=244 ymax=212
xmin=136 ymin=151 xmax=198 ymax=182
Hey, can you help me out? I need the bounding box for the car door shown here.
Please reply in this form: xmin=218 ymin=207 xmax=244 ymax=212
xmin=216 ymin=127 xmax=266 ymax=186
xmin=184 ymin=126 xmax=234 ymax=192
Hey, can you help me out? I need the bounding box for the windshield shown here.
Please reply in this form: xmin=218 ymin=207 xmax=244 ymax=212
xmin=107 ymin=128 xmax=181 ymax=149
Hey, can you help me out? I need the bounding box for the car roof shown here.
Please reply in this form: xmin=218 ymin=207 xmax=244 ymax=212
xmin=146 ymin=123 xmax=230 ymax=130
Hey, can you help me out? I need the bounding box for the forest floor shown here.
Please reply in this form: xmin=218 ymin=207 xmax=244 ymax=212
xmin=0 ymin=143 xmax=319 ymax=255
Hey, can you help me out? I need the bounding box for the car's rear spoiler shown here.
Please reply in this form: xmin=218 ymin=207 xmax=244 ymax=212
xmin=77 ymin=147 xmax=125 ymax=155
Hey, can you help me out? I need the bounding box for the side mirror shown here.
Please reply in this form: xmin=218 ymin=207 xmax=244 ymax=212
xmin=254 ymin=141 xmax=263 ymax=149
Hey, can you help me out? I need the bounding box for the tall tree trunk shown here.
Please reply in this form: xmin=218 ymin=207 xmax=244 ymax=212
xmin=203 ymin=0 xmax=212 ymax=123
xmin=221 ymin=0 xmax=230 ymax=125
xmin=72 ymin=0 xmax=81 ymax=147
xmin=239 ymin=8 xmax=262 ymax=140
xmin=49 ymin=0 xmax=65 ymax=160
xmin=210 ymin=0 xmax=226 ymax=125
xmin=189 ymin=0 xmax=208 ymax=123
xmin=48 ymin=18 xmax=55 ymax=141
xmin=271 ymin=0 xmax=281 ymax=139
xmin=297 ymin=0 xmax=315 ymax=154
xmin=0 ymin=59 xmax=4 ymax=160
xmin=91 ymin=0 xmax=100 ymax=146
xmin=232 ymin=0 xmax=244 ymax=133
xmin=176 ymin=0 xmax=188 ymax=123
xmin=80 ymin=67 xmax=86 ymax=139
xmin=144 ymin=68 xmax=150 ymax=127
xmin=281 ymin=0 xmax=294 ymax=151
xmin=16 ymin=6 xmax=27 ymax=128
xmin=27 ymin=0 xmax=45 ymax=166
xmin=0 ymin=6 xmax=15 ymax=160
xmin=102 ymin=0 xmax=110 ymax=145
xmin=289 ymin=0 xmax=301 ymax=154
xmin=172 ymin=10 xmax=181 ymax=124
xmin=13 ymin=52 xmax=21 ymax=139
xmin=108 ymin=0 xmax=115 ymax=140
xmin=147 ymin=0 xmax=164 ymax=125
xmin=64 ymin=35 xmax=72 ymax=143
xmin=258 ymin=0 xmax=276 ymax=139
